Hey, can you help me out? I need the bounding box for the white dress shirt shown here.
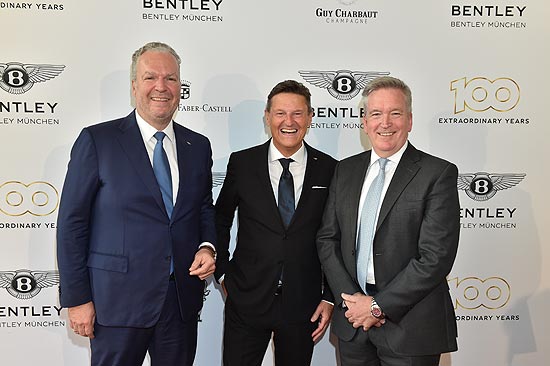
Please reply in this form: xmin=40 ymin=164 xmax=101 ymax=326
xmin=135 ymin=111 xmax=179 ymax=202
xmin=357 ymin=141 xmax=408 ymax=284
xmin=135 ymin=111 xmax=214 ymax=251
xmin=268 ymin=140 xmax=307 ymax=206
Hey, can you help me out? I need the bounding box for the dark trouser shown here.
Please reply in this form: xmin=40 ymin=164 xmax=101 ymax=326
xmin=90 ymin=280 xmax=198 ymax=366
xmin=339 ymin=328 xmax=440 ymax=366
xmin=223 ymin=295 xmax=316 ymax=366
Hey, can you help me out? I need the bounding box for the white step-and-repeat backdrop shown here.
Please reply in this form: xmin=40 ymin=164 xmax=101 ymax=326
xmin=1 ymin=0 xmax=549 ymax=365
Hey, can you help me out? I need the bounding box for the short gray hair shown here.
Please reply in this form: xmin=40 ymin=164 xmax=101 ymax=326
xmin=359 ymin=76 xmax=412 ymax=113
xmin=131 ymin=42 xmax=181 ymax=81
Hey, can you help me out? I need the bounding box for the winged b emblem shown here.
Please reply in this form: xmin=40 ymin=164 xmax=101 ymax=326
xmin=0 ymin=269 xmax=60 ymax=299
xmin=0 ymin=62 xmax=65 ymax=94
xmin=299 ymin=70 xmax=389 ymax=100
xmin=457 ymin=172 xmax=526 ymax=201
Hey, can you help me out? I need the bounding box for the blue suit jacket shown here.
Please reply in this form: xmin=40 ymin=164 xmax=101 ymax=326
xmin=56 ymin=111 xmax=216 ymax=327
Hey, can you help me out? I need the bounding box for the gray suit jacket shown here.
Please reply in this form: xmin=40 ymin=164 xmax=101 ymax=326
xmin=316 ymin=143 xmax=459 ymax=356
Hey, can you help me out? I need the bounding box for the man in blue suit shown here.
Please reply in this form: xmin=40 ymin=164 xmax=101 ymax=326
xmin=56 ymin=42 xmax=217 ymax=366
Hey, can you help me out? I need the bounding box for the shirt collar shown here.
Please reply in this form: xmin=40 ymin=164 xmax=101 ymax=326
xmin=134 ymin=110 xmax=176 ymax=143
xmin=369 ymin=141 xmax=409 ymax=168
xmin=268 ymin=140 xmax=306 ymax=165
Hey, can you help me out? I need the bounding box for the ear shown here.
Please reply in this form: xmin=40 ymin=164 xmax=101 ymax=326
xmin=362 ymin=116 xmax=368 ymax=134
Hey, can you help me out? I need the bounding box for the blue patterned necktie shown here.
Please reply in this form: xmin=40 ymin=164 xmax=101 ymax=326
xmin=278 ymin=158 xmax=295 ymax=228
xmin=153 ymin=132 xmax=174 ymax=274
xmin=153 ymin=132 xmax=173 ymax=219
xmin=357 ymin=158 xmax=388 ymax=294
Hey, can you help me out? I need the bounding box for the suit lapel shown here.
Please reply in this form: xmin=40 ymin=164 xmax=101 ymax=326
xmin=348 ymin=151 xmax=371 ymax=243
xmin=291 ymin=143 xmax=316 ymax=227
xmin=376 ymin=144 xmax=421 ymax=230
xmin=172 ymin=123 xmax=209 ymax=221
xmin=115 ymin=111 xmax=166 ymax=215
xmin=259 ymin=141 xmax=285 ymax=228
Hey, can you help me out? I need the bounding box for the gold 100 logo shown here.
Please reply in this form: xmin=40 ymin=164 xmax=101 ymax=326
xmin=448 ymin=277 xmax=511 ymax=310
xmin=0 ymin=181 xmax=59 ymax=216
xmin=450 ymin=77 xmax=520 ymax=114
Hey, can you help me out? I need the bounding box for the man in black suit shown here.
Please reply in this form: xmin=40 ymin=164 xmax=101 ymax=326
xmin=317 ymin=76 xmax=460 ymax=366
xmin=215 ymin=80 xmax=336 ymax=366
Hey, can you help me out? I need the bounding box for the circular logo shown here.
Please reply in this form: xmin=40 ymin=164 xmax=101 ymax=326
xmin=0 ymin=63 xmax=32 ymax=94
xmin=0 ymin=181 xmax=59 ymax=216
xmin=332 ymin=72 xmax=357 ymax=95
xmin=449 ymin=277 xmax=511 ymax=310
xmin=468 ymin=173 xmax=496 ymax=200
xmin=11 ymin=272 xmax=37 ymax=294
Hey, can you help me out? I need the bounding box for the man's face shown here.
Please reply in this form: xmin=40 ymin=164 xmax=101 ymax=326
xmin=132 ymin=50 xmax=180 ymax=129
xmin=363 ymin=87 xmax=412 ymax=158
xmin=265 ymin=92 xmax=312 ymax=157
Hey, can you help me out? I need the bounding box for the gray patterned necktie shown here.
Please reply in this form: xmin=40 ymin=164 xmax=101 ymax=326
xmin=357 ymin=158 xmax=388 ymax=294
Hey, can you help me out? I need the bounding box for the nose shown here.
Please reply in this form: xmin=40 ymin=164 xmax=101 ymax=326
xmin=380 ymin=113 xmax=392 ymax=128
xmin=154 ymin=78 xmax=168 ymax=91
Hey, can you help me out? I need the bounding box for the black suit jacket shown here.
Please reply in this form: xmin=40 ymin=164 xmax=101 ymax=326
xmin=215 ymin=140 xmax=336 ymax=322
xmin=317 ymin=143 xmax=459 ymax=355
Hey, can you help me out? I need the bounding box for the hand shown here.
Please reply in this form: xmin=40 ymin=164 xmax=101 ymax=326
xmin=341 ymin=292 xmax=385 ymax=331
xmin=310 ymin=301 xmax=334 ymax=342
xmin=68 ymin=301 xmax=96 ymax=339
xmin=189 ymin=247 xmax=216 ymax=280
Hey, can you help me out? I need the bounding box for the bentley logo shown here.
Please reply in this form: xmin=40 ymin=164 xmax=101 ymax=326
xmin=0 ymin=62 xmax=65 ymax=94
xmin=299 ymin=70 xmax=389 ymax=101
xmin=212 ymin=172 xmax=226 ymax=188
xmin=457 ymin=172 xmax=526 ymax=201
xmin=0 ymin=269 xmax=60 ymax=300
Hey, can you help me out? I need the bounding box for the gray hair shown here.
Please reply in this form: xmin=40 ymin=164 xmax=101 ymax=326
xmin=359 ymin=76 xmax=412 ymax=113
xmin=131 ymin=42 xmax=181 ymax=81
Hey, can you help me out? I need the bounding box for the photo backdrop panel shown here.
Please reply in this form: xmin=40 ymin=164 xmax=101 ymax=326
xmin=0 ymin=0 xmax=548 ymax=365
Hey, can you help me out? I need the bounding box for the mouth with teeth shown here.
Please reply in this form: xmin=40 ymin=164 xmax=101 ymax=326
xmin=378 ymin=132 xmax=395 ymax=136
xmin=281 ymin=128 xmax=298 ymax=134
xmin=151 ymin=96 xmax=170 ymax=102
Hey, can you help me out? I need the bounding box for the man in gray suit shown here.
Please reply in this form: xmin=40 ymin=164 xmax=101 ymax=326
xmin=316 ymin=76 xmax=460 ymax=366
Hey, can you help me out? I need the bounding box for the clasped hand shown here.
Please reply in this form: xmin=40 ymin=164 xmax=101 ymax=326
xmin=342 ymin=292 xmax=385 ymax=331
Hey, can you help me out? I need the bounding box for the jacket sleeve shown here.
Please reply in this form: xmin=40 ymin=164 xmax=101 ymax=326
xmin=56 ymin=128 xmax=99 ymax=308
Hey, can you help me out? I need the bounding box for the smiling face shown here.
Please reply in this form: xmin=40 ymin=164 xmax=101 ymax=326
xmin=131 ymin=50 xmax=180 ymax=130
xmin=265 ymin=92 xmax=312 ymax=157
xmin=363 ymin=87 xmax=412 ymax=158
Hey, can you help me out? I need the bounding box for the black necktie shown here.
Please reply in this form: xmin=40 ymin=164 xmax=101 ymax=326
xmin=278 ymin=158 xmax=295 ymax=228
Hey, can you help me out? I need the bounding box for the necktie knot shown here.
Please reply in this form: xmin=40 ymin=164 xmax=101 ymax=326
xmin=378 ymin=157 xmax=388 ymax=171
xmin=279 ymin=158 xmax=293 ymax=172
xmin=154 ymin=131 xmax=166 ymax=143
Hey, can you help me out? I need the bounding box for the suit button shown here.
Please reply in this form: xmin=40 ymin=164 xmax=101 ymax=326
xmin=351 ymin=249 xmax=356 ymax=256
